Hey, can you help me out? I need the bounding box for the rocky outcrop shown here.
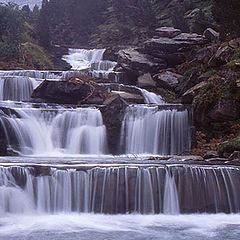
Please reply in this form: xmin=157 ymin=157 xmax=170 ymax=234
xmin=154 ymin=70 xmax=182 ymax=91
xmin=154 ymin=27 xmax=181 ymax=38
xmin=145 ymin=33 xmax=208 ymax=54
xmin=137 ymin=73 xmax=156 ymax=88
xmin=181 ymin=81 xmax=208 ymax=104
xmin=207 ymin=99 xmax=240 ymax=122
xmin=31 ymin=80 xmax=145 ymax=105
xmin=117 ymin=48 xmax=166 ymax=76
xmin=100 ymin=96 xmax=127 ymax=154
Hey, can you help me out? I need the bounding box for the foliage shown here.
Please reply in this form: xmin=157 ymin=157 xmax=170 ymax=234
xmin=0 ymin=2 xmax=52 ymax=69
xmin=212 ymin=0 xmax=240 ymax=37
xmin=193 ymin=77 xmax=240 ymax=111
xmin=217 ymin=136 xmax=240 ymax=157
xmin=22 ymin=42 xmax=53 ymax=69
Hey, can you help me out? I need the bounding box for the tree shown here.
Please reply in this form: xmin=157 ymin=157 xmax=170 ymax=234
xmin=212 ymin=0 xmax=240 ymax=37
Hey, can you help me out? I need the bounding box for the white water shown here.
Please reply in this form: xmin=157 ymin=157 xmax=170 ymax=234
xmin=1 ymin=214 xmax=240 ymax=240
xmin=121 ymin=105 xmax=190 ymax=155
xmin=1 ymin=165 xmax=239 ymax=215
xmin=0 ymin=106 xmax=107 ymax=156
xmin=62 ymin=48 xmax=119 ymax=80
xmin=0 ymin=76 xmax=38 ymax=101
xmin=141 ymin=89 xmax=165 ymax=104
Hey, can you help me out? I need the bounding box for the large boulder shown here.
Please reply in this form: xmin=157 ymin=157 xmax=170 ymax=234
xmin=100 ymin=95 xmax=128 ymax=154
xmin=31 ymin=80 xmax=94 ymax=104
xmin=154 ymin=70 xmax=182 ymax=91
xmin=208 ymin=99 xmax=240 ymax=122
xmin=118 ymin=48 xmax=166 ymax=76
xmin=145 ymin=33 xmax=208 ymax=54
xmin=137 ymin=73 xmax=156 ymax=87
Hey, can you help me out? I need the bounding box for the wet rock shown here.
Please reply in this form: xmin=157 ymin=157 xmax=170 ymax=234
xmin=100 ymin=96 xmax=128 ymax=154
xmin=155 ymin=27 xmax=181 ymax=38
xmin=203 ymin=151 xmax=219 ymax=159
xmin=203 ymin=28 xmax=220 ymax=42
xmin=137 ymin=73 xmax=156 ymax=87
xmin=32 ymin=80 xmax=94 ymax=104
xmin=118 ymin=48 xmax=166 ymax=76
xmin=205 ymin=158 xmax=228 ymax=163
xmin=154 ymin=70 xmax=182 ymax=91
xmin=181 ymin=81 xmax=208 ymax=104
xmin=105 ymin=92 xmax=144 ymax=104
xmin=229 ymin=151 xmax=240 ymax=161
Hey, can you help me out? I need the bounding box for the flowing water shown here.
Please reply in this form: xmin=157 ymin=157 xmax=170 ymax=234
xmin=0 ymin=48 xmax=240 ymax=239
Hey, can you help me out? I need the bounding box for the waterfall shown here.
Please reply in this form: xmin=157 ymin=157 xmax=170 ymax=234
xmin=0 ymin=105 xmax=107 ymax=156
xmin=0 ymin=76 xmax=38 ymax=101
xmin=0 ymin=70 xmax=62 ymax=79
xmin=121 ymin=105 xmax=191 ymax=155
xmin=140 ymin=89 xmax=165 ymax=104
xmin=62 ymin=48 xmax=106 ymax=70
xmin=0 ymin=165 xmax=239 ymax=215
xmin=62 ymin=48 xmax=119 ymax=81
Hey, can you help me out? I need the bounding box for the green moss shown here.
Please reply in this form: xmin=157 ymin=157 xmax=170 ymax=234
xmin=22 ymin=42 xmax=53 ymax=70
xmin=217 ymin=136 xmax=240 ymax=157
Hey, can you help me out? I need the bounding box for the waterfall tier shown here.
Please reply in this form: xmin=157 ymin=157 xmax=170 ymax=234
xmin=0 ymin=105 xmax=107 ymax=156
xmin=0 ymin=76 xmax=38 ymax=101
xmin=121 ymin=105 xmax=191 ymax=155
xmin=0 ymin=165 xmax=239 ymax=214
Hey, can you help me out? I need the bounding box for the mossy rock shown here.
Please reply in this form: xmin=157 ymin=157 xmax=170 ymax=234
xmin=217 ymin=136 xmax=240 ymax=157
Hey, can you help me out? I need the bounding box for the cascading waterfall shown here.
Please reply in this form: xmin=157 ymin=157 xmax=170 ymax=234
xmin=62 ymin=48 xmax=119 ymax=81
xmin=121 ymin=105 xmax=191 ymax=155
xmin=0 ymin=165 xmax=239 ymax=215
xmin=0 ymin=105 xmax=107 ymax=155
xmin=141 ymin=89 xmax=165 ymax=104
xmin=0 ymin=70 xmax=62 ymax=79
xmin=0 ymin=76 xmax=38 ymax=101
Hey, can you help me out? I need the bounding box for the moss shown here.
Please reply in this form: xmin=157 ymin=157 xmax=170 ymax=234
xmin=217 ymin=136 xmax=240 ymax=157
xmin=22 ymin=42 xmax=53 ymax=70
xmin=199 ymin=70 xmax=217 ymax=78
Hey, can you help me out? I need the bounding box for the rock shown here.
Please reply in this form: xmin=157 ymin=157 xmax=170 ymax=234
xmin=206 ymin=158 xmax=228 ymax=162
xmin=185 ymin=8 xmax=200 ymax=19
xmin=145 ymin=33 xmax=208 ymax=54
xmin=154 ymin=70 xmax=182 ymax=91
xmin=31 ymin=80 xmax=94 ymax=104
xmin=217 ymin=137 xmax=240 ymax=158
xmin=203 ymin=151 xmax=219 ymax=159
xmin=196 ymin=45 xmax=218 ymax=64
xmin=155 ymin=27 xmax=181 ymax=38
xmin=118 ymin=48 xmax=166 ymax=76
xmin=229 ymin=38 xmax=240 ymax=49
xmin=106 ymin=92 xmax=144 ymax=104
xmin=208 ymin=99 xmax=240 ymax=122
xmin=208 ymin=46 xmax=234 ymax=66
xmin=181 ymin=80 xmax=208 ymax=104
xmin=100 ymin=95 xmax=128 ymax=154
xmin=203 ymin=28 xmax=220 ymax=42
xmin=229 ymin=151 xmax=240 ymax=161
xmin=138 ymin=73 xmax=156 ymax=87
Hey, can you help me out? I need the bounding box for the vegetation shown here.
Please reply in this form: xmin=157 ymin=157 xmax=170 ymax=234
xmin=0 ymin=2 xmax=52 ymax=70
